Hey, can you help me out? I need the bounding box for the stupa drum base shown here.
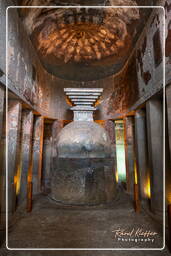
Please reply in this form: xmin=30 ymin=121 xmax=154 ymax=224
xmin=51 ymin=158 xmax=116 ymax=205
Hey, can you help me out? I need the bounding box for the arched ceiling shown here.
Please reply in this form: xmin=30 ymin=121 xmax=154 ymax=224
xmin=17 ymin=0 xmax=153 ymax=81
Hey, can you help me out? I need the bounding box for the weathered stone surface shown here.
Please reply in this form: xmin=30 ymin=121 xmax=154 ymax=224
xmin=6 ymin=190 xmax=165 ymax=250
xmin=57 ymin=121 xmax=113 ymax=159
xmin=134 ymin=109 xmax=148 ymax=200
xmin=166 ymin=84 xmax=171 ymax=158
xmin=51 ymin=120 xmax=64 ymax=176
xmin=166 ymin=0 xmax=171 ymax=84
xmin=51 ymin=90 xmax=116 ymax=205
xmin=0 ymin=2 xmax=166 ymax=122
xmin=104 ymin=120 xmax=116 ymax=145
xmin=124 ymin=116 xmax=135 ymax=195
xmin=146 ymin=99 xmax=163 ymax=214
xmin=18 ymin=3 xmax=141 ymax=81
xmin=51 ymin=120 xmax=64 ymax=161
xmin=0 ymin=86 xmax=4 ymax=139
xmin=18 ymin=110 xmax=34 ymax=205
xmin=7 ymin=100 xmax=22 ymax=217
xmin=32 ymin=116 xmax=44 ymax=194
xmin=104 ymin=119 xmax=117 ymax=184
xmin=165 ymin=84 xmax=171 ymax=207
xmin=0 ymin=86 xmax=5 ymax=232
xmin=42 ymin=123 xmax=53 ymax=194
xmin=51 ymin=158 xmax=116 ymax=205
xmin=0 ymin=0 xmax=168 ymax=251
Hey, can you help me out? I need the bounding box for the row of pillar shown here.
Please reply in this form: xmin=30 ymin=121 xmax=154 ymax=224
xmin=0 ymin=84 xmax=170 ymax=236
xmin=0 ymin=90 xmax=60 ymax=232
xmin=122 ymin=98 xmax=163 ymax=215
xmin=0 ymin=94 xmax=67 ymax=243
xmin=91 ymin=97 xmax=164 ymax=216
xmin=7 ymin=102 xmax=45 ymax=221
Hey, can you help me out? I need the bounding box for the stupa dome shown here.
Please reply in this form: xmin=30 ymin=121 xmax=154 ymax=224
xmin=57 ymin=121 xmax=114 ymax=158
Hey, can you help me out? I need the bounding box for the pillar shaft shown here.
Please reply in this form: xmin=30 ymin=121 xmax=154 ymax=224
xmin=124 ymin=116 xmax=135 ymax=195
xmin=146 ymin=99 xmax=163 ymax=214
xmin=32 ymin=116 xmax=44 ymax=194
xmin=18 ymin=110 xmax=34 ymax=205
xmin=166 ymin=84 xmax=171 ymax=159
xmin=51 ymin=120 xmax=64 ymax=158
xmin=42 ymin=123 xmax=53 ymax=194
xmin=7 ymin=100 xmax=22 ymax=216
xmin=166 ymin=84 xmax=171 ymax=206
xmin=0 ymin=86 xmax=5 ymax=229
xmin=0 ymin=86 xmax=4 ymax=139
xmin=104 ymin=120 xmax=117 ymax=184
xmin=134 ymin=109 xmax=148 ymax=200
xmin=51 ymin=120 xmax=64 ymax=181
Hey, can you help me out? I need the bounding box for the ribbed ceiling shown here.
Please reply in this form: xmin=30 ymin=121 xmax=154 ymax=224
xmin=16 ymin=0 xmax=152 ymax=81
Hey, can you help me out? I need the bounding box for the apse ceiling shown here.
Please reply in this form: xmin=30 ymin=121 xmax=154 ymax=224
xmin=17 ymin=0 xmax=154 ymax=81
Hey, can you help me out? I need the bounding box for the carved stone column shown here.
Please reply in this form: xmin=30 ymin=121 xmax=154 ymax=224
xmin=166 ymin=84 xmax=171 ymax=207
xmin=32 ymin=116 xmax=44 ymax=194
xmin=51 ymin=120 xmax=64 ymax=183
xmin=134 ymin=109 xmax=148 ymax=200
xmin=124 ymin=116 xmax=135 ymax=195
xmin=0 ymin=86 xmax=4 ymax=139
xmin=166 ymin=84 xmax=171 ymax=159
xmin=0 ymin=86 xmax=5 ymax=229
xmin=104 ymin=119 xmax=117 ymax=185
xmin=42 ymin=123 xmax=53 ymax=194
xmin=7 ymin=100 xmax=22 ymax=218
xmin=146 ymin=99 xmax=163 ymax=214
xmin=18 ymin=110 xmax=34 ymax=205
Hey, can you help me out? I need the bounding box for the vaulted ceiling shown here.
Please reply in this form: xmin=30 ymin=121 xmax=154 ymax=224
xmin=17 ymin=0 xmax=154 ymax=81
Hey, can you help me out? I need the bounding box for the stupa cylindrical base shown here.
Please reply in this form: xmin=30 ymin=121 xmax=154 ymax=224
xmin=50 ymin=158 xmax=116 ymax=205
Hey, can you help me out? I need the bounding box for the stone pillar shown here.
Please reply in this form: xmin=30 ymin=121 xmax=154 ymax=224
xmin=42 ymin=123 xmax=53 ymax=194
xmin=0 ymin=86 xmax=5 ymax=230
xmin=134 ymin=109 xmax=148 ymax=200
xmin=32 ymin=116 xmax=44 ymax=195
xmin=18 ymin=110 xmax=34 ymax=205
xmin=104 ymin=120 xmax=117 ymax=183
xmin=7 ymin=100 xmax=22 ymax=218
xmin=51 ymin=120 xmax=64 ymax=180
xmin=0 ymin=86 xmax=4 ymax=139
xmin=166 ymin=84 xmax=171 ymax=159
xmin=124 ymin=116 xmax=135 ymax=195
xmin=166 ymin=84 xmax=171 ymax=206
xmin=146 ymin=99 xmax=163 ymax=214
xmin=52 ymin=120 xmax=64 ymax=158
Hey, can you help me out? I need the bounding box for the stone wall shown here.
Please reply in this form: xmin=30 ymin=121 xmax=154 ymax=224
xmin=0 ymin=1 xmax=169 ymax=121
xmin=104 ymin=6 xmax=167 ymax=119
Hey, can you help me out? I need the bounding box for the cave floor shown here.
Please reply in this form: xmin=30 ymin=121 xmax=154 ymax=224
xmin=1 ymin=187 xmax=170 ymax=256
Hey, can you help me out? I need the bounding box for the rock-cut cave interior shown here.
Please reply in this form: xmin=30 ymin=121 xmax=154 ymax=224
xmin=0 ymin=0 xmax=171 ymax=255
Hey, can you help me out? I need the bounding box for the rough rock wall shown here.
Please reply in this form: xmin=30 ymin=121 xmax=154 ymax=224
xmin=7 ymin=7 xmax=69 ymax=119
xmin=103 ymin=6 xmax=167 ymax=119
xmin=0 ymin=1 xmax=169 ymax=121
xmin=165 ymin=0 xmax=171 ymax=84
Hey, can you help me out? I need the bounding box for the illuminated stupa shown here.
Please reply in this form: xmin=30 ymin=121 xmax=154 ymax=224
xmin=51 ymin=88 xmax=116 ymax=205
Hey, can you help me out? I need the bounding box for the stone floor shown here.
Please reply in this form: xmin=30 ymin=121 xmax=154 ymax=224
xmin=0 ymin=187 xmax=170 ymax=256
